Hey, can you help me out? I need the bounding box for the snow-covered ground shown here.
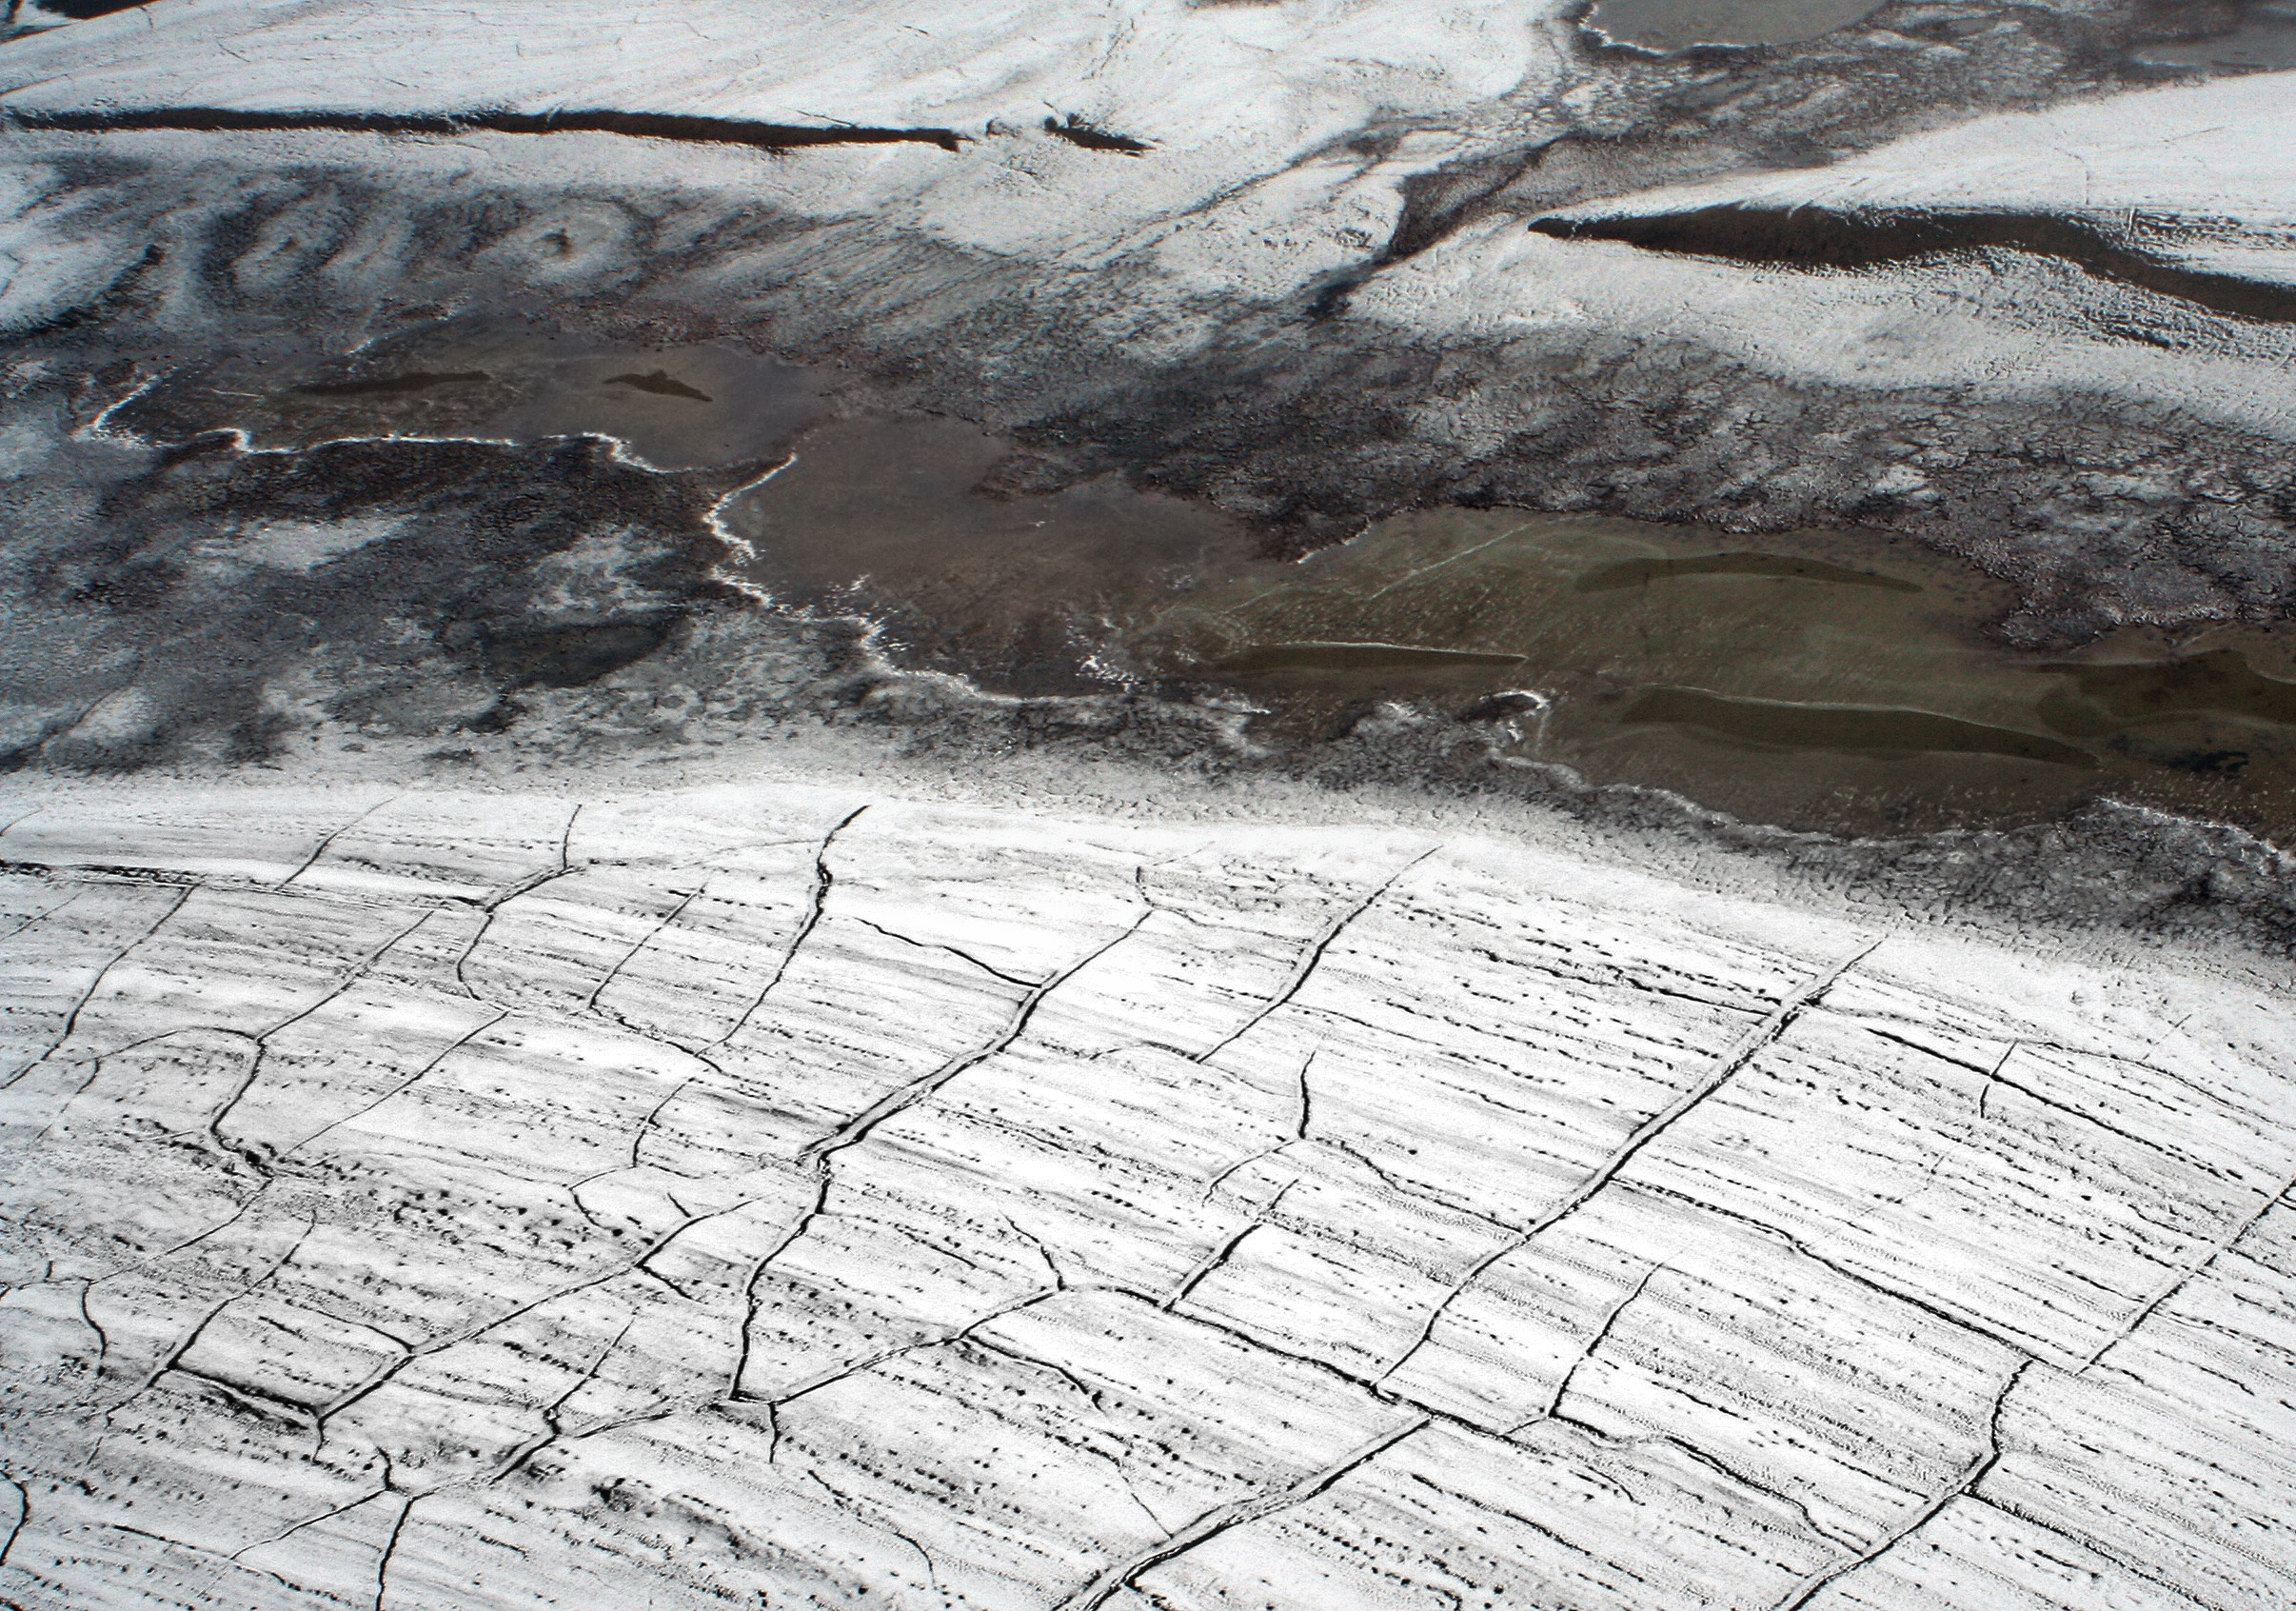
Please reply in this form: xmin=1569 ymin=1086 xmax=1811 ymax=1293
xmin=0 ymin=768 xmax=2291 ymax=1610
xmin=1546 ymin=68 xmax=2296 ymax=227
xmin=5 ymin=9 xmax=2296 ymax=1605
xmin=0 ymin=0 xmax=1574 ymax=295
xmin=9 ymin=0 xmax=2294 ymax=390
xmin=9 ymin=0 xmax=2296 ymax=609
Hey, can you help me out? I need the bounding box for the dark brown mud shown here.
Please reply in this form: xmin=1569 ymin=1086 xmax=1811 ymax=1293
xmin=1042 ymin=114 xmax=1154 ymax=155
xmin=3 ymin=107 xmax=971 ymax=153
xmin=2 ymin=0 xmax=2291 ymax=857
xmin=9 ymin=347 xmax=2296 ymax=948
xmin=726 ymin=415 xmax=1263 ymax=695
xmin=1213 ymin=644 xmax=1533 ymax=674
xmin=2130 ymin=0 xmax=2296 ymax=70
xmin=10 ymin=1 xmax=154 ymax=16
xmin=298 ymin=370 xmax=491 ymax=398
xmin=2037 ymin=649 xmax=2296 ymax=734
xmin=10 ymin=0 xmax=2279 ymax=655
xmin=605 ymin=369 xmax=714 ymax=403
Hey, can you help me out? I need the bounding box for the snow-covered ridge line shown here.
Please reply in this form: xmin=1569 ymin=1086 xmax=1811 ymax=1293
xmin=1532 ymin=205 xmax=2296 ymax=326
xmin=4 ymin=105 xmax=970 ymax=153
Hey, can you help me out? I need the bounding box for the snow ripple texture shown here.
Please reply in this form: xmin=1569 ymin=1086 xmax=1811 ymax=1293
xmin=0 ymin=783 xmax=2291 ymax=1611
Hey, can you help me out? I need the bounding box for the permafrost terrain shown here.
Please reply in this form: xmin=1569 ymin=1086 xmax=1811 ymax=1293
xmin=3 ymin=781 xmax=2292 ymax=1610
xmin=2 ymin=0 xmax=2295 ymax=1607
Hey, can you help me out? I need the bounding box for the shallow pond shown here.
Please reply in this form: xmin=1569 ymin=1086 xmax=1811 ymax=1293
xmin=2131 ymin=1 xmax=2296 ymax=71
xmin=125 ymin=312 xmax=823 ymax=471
xmin=1581 ymin=0 xmax=1887 ymax=51
xmin=122 ymin=325 xmax=2296 ymax=844
xmin=733 ymin=449 xmax=2296 ymax=842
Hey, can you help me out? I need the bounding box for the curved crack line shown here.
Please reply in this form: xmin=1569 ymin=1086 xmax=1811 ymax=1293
xmin=802 ymin=1468 xmax=944 ymax=1597
xmin=1379 ymin=938 xmax=1882 ymax=1384
xmin=711 ymin=805 xmax=866 ymax=1050
xmin=964 ymin=1332 xmax=1178 ymax=1539
xmin=587 ymin=885 xmax=707 ymax=1019
xmin=849 ymin=914 xmax=1041 ymax=988
xmin=279 ymin=1010 xmax=508 ymax=1157
xmin=1050 ymin=1416 xmax=1430 ymax=1611
xmin=724 ymin=899 xmax=1150 ymax=1395
xmin=1191 ymin=847 xmax=1438 ymax=1065
xmin=106 ymin=1212 xmax=319 ymax=1421
xmin=0 ymin=885 xmax=82 ymax=944
xmin=0 ymin=1465 xmax=25 ymax=1568
xmin=2082 ymin=1169 xmax=2296 ymax=1375
xmin=1514 ymin=1261 xmax=1669 ymax=1433
xmin=230 ymin=1466 xmax=395 ymax=1564
xmin=314 ymin=1198 xmax=766 ymax=1437
xmin=204 ymin=907 xmax=441 ymax=1152
xmin=1771 ymin=1357 xmax=2038 ymax=1611
xmin=1202 ymin=1045 xmax=1316 ymax=1203
xmin=796 ymin=900 xmax=1155 ymax=1169
xmin=1165 ymin=1181 xmax=1296 ymax=1311
xmin=276 ymin=798 xmax=398 ymax=889
xmin=4 ymin=883 xmax=192 ymax=1087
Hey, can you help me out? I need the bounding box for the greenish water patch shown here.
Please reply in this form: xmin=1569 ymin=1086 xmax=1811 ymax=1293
xmin=1576 ymin=552 xmax=1921 ymax=594
xmin=723 ymin=426 xmax=2296 ymax=841
xmin=1625 ymin=687 xmax=2096 ymax=768
xmin=1583 ymin=0 xmax=1886 ymax=51
xmin=2037 ymin=649 xmax=2296 ymax=735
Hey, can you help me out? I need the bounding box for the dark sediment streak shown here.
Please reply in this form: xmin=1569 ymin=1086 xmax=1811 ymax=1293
xmin=1531 ymin=205 xmax=2296 ymax=326
xmin=1624 ymin=686 xmax=2098 ymax=767
xmin=3 ymin=106 xmax=970 ymax=153
xmin=2038 ymin=649 xmax=2296 ymax=735
xmin=1042 ymin=114 xmax=1153 ymax=155
xmin=1576 ymin=552 xmax=1921 ymax=592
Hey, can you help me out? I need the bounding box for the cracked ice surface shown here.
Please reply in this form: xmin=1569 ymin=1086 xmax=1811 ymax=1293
xmin=0 ymin=780 xmax=2292 ymax=1610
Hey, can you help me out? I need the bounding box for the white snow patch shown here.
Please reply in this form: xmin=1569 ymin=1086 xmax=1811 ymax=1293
xmin=226 ymin=514 xmax=406 ymax=573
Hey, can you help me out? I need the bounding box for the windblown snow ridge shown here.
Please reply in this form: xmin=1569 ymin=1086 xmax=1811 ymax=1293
xmin=1 ymin=106 xmax=970 ymax=153
xmin=1532 ymin=205 xmax=2296 ymax=327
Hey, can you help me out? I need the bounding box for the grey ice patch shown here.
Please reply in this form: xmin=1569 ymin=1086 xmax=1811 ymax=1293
xmin=0 ymin=412 xmax=56 ymax=478
xmin=57 ymin=685 xmax=160 ymax=753
xmin=228 ymin=514 xmax=405 ymax=572
xmin=525 ymin=527 xmax=665 ymax=614
xmin=0 ymin=698 xmax=76 ymax=759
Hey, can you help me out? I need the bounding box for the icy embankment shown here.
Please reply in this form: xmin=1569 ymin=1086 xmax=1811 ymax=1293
xmin=1 ymin=777 xmax=2290 ymax=1610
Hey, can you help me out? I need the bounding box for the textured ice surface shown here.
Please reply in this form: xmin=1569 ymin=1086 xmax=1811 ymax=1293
xmin=0 ymin=778 xmax=2291 ymax=1609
